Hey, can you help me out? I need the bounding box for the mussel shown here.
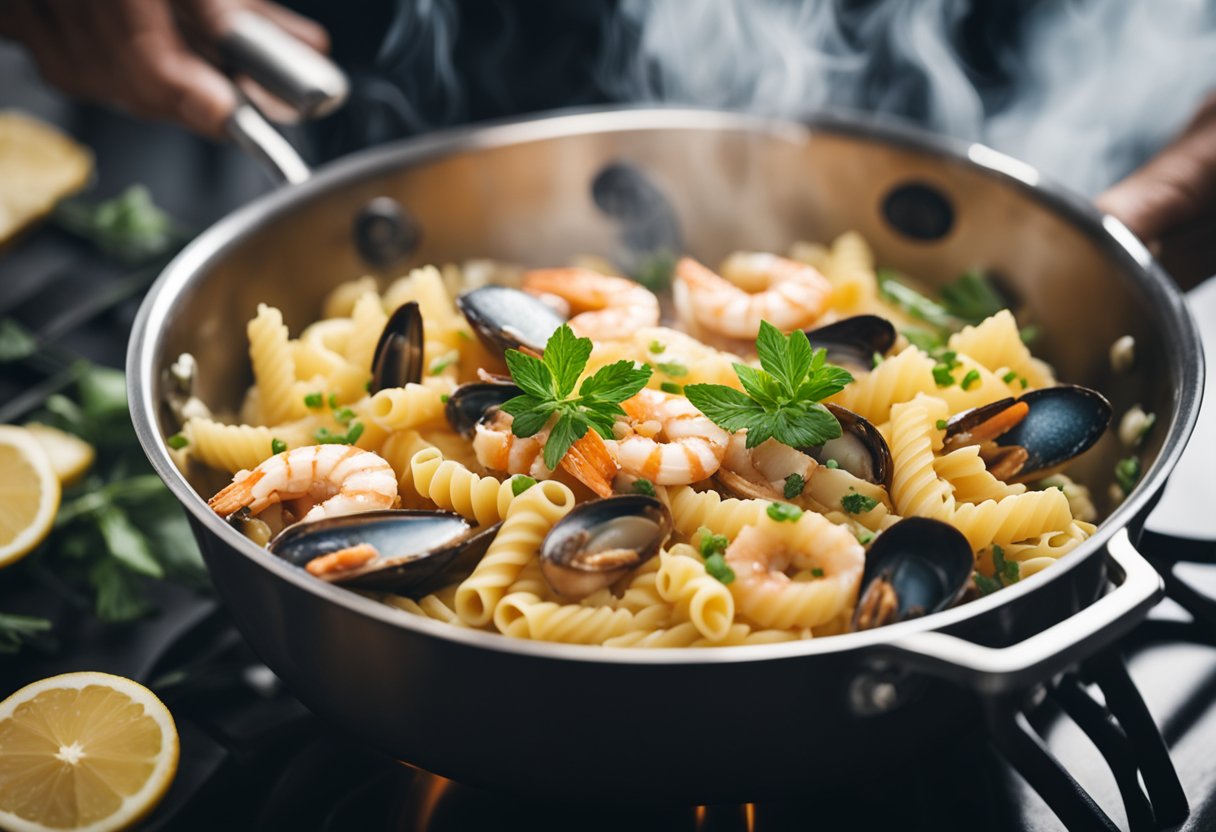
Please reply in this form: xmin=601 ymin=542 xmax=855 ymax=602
xmin=456 ymin=285 xmax=564 ymax=357
xmin=805 ymin=315 xmax=897 ymax=372
xmin=444 ymin=381 xmax=521 ymax=438
xmin=851 ymin=517 xmax=972 ymax=631
xmin=944 ymin=384 xmax=1111 ymax=482
xmin=802 ymin=404 xmax=894 ymax=489
xmin=270 ymin=509 xmax=499 ymax=594
xmin=370 ymin=301 xmax=424 ymax=393
xmin=539 ymin=495 xmax=672 ymax=600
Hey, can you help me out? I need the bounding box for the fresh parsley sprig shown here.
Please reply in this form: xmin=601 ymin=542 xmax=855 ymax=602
xmin=685 ymin=321 xmax=853 ymax=450
xmin=501 ymin=324 xmax=652 ymax=471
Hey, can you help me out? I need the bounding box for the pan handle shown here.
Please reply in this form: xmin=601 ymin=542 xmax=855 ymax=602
xmin=881 ymin=527 xmax=1162 ymax=695
xmin=218 ymin=11 xmax=350 ymax=185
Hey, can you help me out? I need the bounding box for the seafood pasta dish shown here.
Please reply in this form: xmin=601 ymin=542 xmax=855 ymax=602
xmin=172 ymin=232 xmax=1128 ymax=648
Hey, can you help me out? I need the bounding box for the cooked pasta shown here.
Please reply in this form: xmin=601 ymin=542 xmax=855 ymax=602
xmin=191 ymin=234 xmax=1112 ymax=649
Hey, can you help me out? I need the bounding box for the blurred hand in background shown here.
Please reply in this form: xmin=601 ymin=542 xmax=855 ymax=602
xmin=0 ymin=0 xmax=329 ymax=138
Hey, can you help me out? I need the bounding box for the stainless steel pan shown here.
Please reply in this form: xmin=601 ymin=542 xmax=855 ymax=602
xmin=127 ymin=22 xmax=1203 ymax=824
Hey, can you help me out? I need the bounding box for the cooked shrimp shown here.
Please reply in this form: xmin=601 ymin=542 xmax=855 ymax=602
xmin=673 ymin=254 xmax=831 ymax=339
xmin=725 ymin=512 xmax=865 ymax=629
xmin=473 ymin=409 xmax=616 ymax=497
xmin=522 ymin=268 xmax=660 ymax=341
xmin=603 ymin=388 xmax=729 ymax=485
xmin=209 ymin=444 xmax=399 ymax=522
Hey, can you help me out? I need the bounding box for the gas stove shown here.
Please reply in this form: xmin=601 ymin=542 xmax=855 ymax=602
xmin=3 ymin=39 xmax=1216 ymax=832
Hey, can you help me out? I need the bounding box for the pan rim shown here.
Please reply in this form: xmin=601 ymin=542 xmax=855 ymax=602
xmin=127 ymin=104 xmax=1205 ymax=666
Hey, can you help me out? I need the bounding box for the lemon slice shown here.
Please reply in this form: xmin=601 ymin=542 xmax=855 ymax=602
xmin=0 ymin=426 xmax=60 ymax=568
xmin=24 ymin=423 xmax=95 ymax=487
xmin=0 ymin=672 xmax=179 ymax=832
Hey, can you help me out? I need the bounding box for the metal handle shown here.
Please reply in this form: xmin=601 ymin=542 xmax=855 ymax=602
xmin=226 ymin=102 xmax=311 ymax=185
xmin=882 ymin=528 xmax=1163 ymax=695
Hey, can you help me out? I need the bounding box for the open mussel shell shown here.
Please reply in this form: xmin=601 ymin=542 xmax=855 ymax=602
xmin=851 ymin=517 xmax=973 ymax=631
xmin=805 ymin=315 xmax=897 ymax=371
xmin=802 ymin=404 xmax=893 ymax=489
xmin=456 ymin=285 xmax=564 ymax=357
xmin=370 ymin=301 xmax=424 ymax=393
xmin=445 ymin=381 xmax=522 ymax=437
xmin=270 ymin=509 xmax=498 ymax=594
xmin=540 ymin=495 xmax=673 ymax=600
xmin=946 ymin=385 xmax=1111 ymax=482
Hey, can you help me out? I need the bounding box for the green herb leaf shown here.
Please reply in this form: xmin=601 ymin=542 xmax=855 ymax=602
xmin=932 ymin=365 xmax=955 ymax=387
xmin=334 ymin=407 xmax=356 ymax=425
xmin=659 ymin=381 xmax=683 ymax=395
xmin=878 ymin=269 xmax=962 ymax=330
xmin=696 ymin=527 xmax=730 ymax=560
xmin=755 ymin=321 xmax=812 ymax=396
xmin=53 ymin=185 xmax=183 ymax=264
xmin=167 ymin=433 xmax=188 ymax=450
xmin=504 ymin=350 xmax=553 ymax=399
xmin=96 ymin=504 xmax=163 ymax=578
xmin=704 ymin=553 xmax=736 ymax=584
xmin=90 ymin=559 xmax=154 ymax=622
xmin=543 ymin=324 xmax=593 ymax=398
xmin=304 ymin=391 xmax=324 ymax=409
xmin=579 ymin=360 xmax=652 ymax=405
xmin=685 ymin=385 xmax=767 ymax=434
xmin=439 ymin=394 xmax=450 ymax=403
xmin=655 ymin=361 xmax=689 ymax=378
xmin=825 ymin=459 xmax=839 ymax=469
xmin=649 ymin=340 xmax=666 ymax=354
xmin=328 ymin=393 xmax=340 ymax=409
xmin=872 ymin=351 xmax=883 ymax=369
xmin=841 ymin=492 xmax=879 ymax=514
xmin=1115 ymin=456 xmax=1141 ymax=495
xmin=428 ymin=349 xmax=460 ymax=377
xmin=960 ymin=369 xmax=981 ymax=391
xmin=271 ymin=438 xmax=287 ymax=455
xmin=632 ymin=478 xmax=657 ymax=497
xmin=938 ymin=270 xmax=1006 ymax=324
xmin=0 ymin=318 xmax=37 ymax=362
xmin=973 ymin=571 xmax=1002 ymax=596
xmin=543 ymin=412 xmax=589 ymax=472
xmin=783 ymin=472 xmax=805 ymax=499
xmin=0 ymin=613 xmax=53 ymax=655
xmin=1002 ymin=370 xmax=1018 ymax=384
xmin=500 ymin=395 xmax=556 ymax=437
xmin=1020 ymin=325 xmax=1039 ymax=345
xmin=856 ymin=529 xmax=875 ymax=545
xmin=902 ymin=327 xmax=946 ymax=353
xmin=510 ymin=475 xmax=537 ymax=496
xmin=810 ymin=567 xmax=825 ymax=578
xmin=766 ymin=502 xmax=803 ymax=522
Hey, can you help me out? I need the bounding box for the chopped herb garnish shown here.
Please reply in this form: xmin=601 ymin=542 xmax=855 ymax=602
xmin=825 ymin=459 xmax=839 ymax=469
xmin=510 ymin=475 xmax=537 ymax=496
xmin=1019 ymin=376 xmax=1029 ymax=389
xmin=655 ymin=361 xmax=689 ymax=378
xmin=660 ymin=381 xmax=683 ymax=395
xmin=440 ymin=394 xmax=450 ymax=403
xmin=632 ymin=478 xmax=657 ymax=497
xmin=1019 ymin=325 xmax=1039 ymax=345
xmin=648 ymin=340 xmax=666 ymax=354
xmin=766 ymin=502 xmax=803 ymax=522
xmin=685 ymin=322 xmax=853 ymax=451
xmin=938 ymin=269 xmax=1006 ymax=324
xmin=932 ymin=365 xmax=955 ymax=388
xmin=841 ymin=492 xmax=879 ymax=514
xmin=704 ymin=553 xmax=736 ymax=584
xmin=902 ymin=327 xmax=946 ymax=353
xmin=1002 ymin=370 xmax=1018 ymax=384
xmin=877 ymin=269 xmax=961 ymax=330
xmin=428 ymin=349 xmax=460 ymax=376
xmin=166 ymin=433 xmax=188 ymax=450
xmin=501 ymin=324 xmax=652 ymax=471
xmin=271 ymin=438 xmax=287 ymax=455
xmin=315 ymin=421 xmax=364 ymax=445
xmin=974 ymin=572 xmax=1002 ymax=596
xmin=783 ymin=472 xmax=805 ymax=499
xmin=328 ymin=393 xmax=339 ymax=409
xmin=1115 ymin=456 xmax=1141 ymax=495
xmin=364 ymin=379 xmax=373 ymax=392
xmin=960 ymin=369 xmax=981 ymax=391
xmin=872 ymin=351 xmax=884 ymax=369
xmin=810 ymin=567 xmax=825 ymax=578
xmin=856 ymin=529 xmax=875 ymax=545
xmin=457 ymin=329 xmax=472 ymax=342
xmin=303 ymin=391 xmax=324 ymax=409
xmin=992 ymin=545 xmax=1019 ymax=585
xmin=696 ymin=526 xmax=730 ymax=560
xmin=0 ymin=613 xmax=53 ymax=655
xmin=333 ymin=407 xmax=356 ymax=426
xmin=935 ymin=419 xmax=949 ymax=430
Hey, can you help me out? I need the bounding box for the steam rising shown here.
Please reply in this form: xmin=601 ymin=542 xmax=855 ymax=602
xmin=600 ymin=0 xmax=1216 ymax=196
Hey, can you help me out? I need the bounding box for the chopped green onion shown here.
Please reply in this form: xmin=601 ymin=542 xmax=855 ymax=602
xmin=660 ymin=381 xmax=683 ymax=395
xmin=655 ymin=361 xmax=689 ymax=378
xmin=935 ymin=419 xmax=948 ymax=430
xmin=648 ymin=340 xmax=666 ymax=354
xmin=841 ymin=492 xmax=879 ymax=514
xmin=1019 ymin=377 xmax=1029 ymax=389
xmin=166 ymin=433 xmax=188 ymax=450
xmin=304 ymin=391 xmax=324 ymax=409
xmin=856 ymin=530 xmax=875 ymax=545
xmin=810 ymin=567 xmax=825 ymax=578
xmin=632 ymin=478 xmax=657 ymax=497
xmin=704 ymin=553 xmax=736 ymax=584
xmin=328 ymin=393 xmax=339 ymax=409
xmin=960 ymin=369 xmax=981 ymax=391
xmin=825 ymin=459 xmax=839 ymax=469
xmin=457 ymin=329 xmax=473 ymax=342
xmin=428 ymin=350 xmax=460 ymax=376
xmin=334 ymin=407 xmax=356 ymax=425
xmin=766 ymin=502 xmax=803 ymax=522
xmin=1019 ymin=325 xmax=1039 ymax=345
xmin=1115 ymin=456 xmax=1141 ymax=495
xmin=783 ymin=472 xmax=805 ymax=499
xmin=364 ymin=379 xmax=373 ymax=392
xmin=314 ymin=421 xmax=364 ymax=445
xmin=271 ymin=438 xmax=287 ymax=455
xmin=1002 ymin=370 xmax=1018 ymax=384
xmin=511 ymin=475 xmax=537 ymax=496
xmin=696 ymin=527 xmax=729 ymax=560
xmin=871 ymin=351 xmax=884 ymax=369
xmin=932 ymin=366 xmax=955 ymax=387
xmin=974 ymin=572 xmax=1002 ymax=595
xmin=440 ymin=394 xmax=450 ymax=403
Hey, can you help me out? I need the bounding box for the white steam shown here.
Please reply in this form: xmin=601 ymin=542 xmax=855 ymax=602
xmin=601 ymin=0 xmax=1216 ymax=196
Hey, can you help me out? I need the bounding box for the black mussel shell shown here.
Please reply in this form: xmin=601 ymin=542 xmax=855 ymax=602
xmin=540 ymin=495 xmax=673 ymax=600
xmin=805 ymin=315 xmax=897 ymax=371
xmin=270 ymin=509 xmax=498 ymax=594
xmin=996 ymin=385 xmax=1111 ymax=481
xmin=444 ymin=381 xmax=522 ymax=438
xmin=456 ymin=286 xmax=564 ymax=357
xmin=803 ymin=404 xmax=893 ymax=489
xmin=851 ymin=517 xmax=972 ymax=631
xmin=370 ymin=301 xmax=424 ymax=393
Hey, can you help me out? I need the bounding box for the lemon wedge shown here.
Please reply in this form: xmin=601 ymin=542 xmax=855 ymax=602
xmin=24 ymin=423 xmax=95 ymax=487
xmin=0 ymin=426 xmax=60 ymax=568
xmin=0 ymin=672 xmax=179 ymax=832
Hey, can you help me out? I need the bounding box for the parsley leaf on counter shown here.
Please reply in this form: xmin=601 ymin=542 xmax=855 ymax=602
xmin=53 ymin=185 xmax=187 ymax=264
xmin=502 ymin=324 xmax=652 ymax=471
xmin=686 ymin=322 xmax=852 ymax=450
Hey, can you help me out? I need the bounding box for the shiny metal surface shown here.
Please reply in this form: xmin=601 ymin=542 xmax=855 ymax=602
xmin=128 ymin=108 xmax=1204 ymax=798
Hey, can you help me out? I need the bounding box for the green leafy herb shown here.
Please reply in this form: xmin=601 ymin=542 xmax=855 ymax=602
xmin=810 ymin=567 xmax=825 ymax=578
xmin=0 ymin=317 xmax=37 ymax=362
xmin=841 ymin=492 xmax=879 ymax=514
xmin=685 ymin=322 xmax=852 ymax=450
xmin=935 ymin=419 xmax=948 ymax=430
xmin=660 ymin=381 xmax=683 ymax=395
xmin=872 ymin=351 xmax=884 ymax=369
xmin=0 ymin=613 xmax=53 ymax=654
xmin=649 ymin=340 xmax=666 ymax=354
xmin=53 ymin=185 xmax=185 ymax=264
xmin=304 ymin=391 xmax=324 ymax=409
xmin=704 ymin=553 xmax=736 ymax=584
xmin=938 ymin=270 xmax=1005 ymax=324
xmin=766 ymin=502 xmax=803 ymax=522
xmin=960 ymin=369 xmax=981 ymax=391
xmin=695 ymin=527 xmax=730 ymax=560
xmin=825 ymin=459 xmax=839 ymax=469
xmin=877 ymin=268 xmax=962 ymax=330
xmin=655 ymin=361 xmax=689 ymax=378
xmin=315 ymin=422 xmax=365 ymax=445
xmin=932 ymin=365 xmax=955 ymax=387
xmin=334 ymin=407 xmax=356 ymax=426
xmin=501 ymin=324 xmax=652 ymax=471
xmin=510 ymin=475 xmax=537 ymax=496
xmin=632 ymin=251 xmax=677 ymax=292
xmin=902 ymin=327 xmax=946 ymax=353
xmin=428 ymin=349 xmax=460 ymax=376
xmin=783 ymin=472 xmax=805 ymax=499
xmin=328 ymin=393 xmax=339 ymax=409
xmin=271 ymin=438 xmax=287 ymax=455
xmin=973 ymin=572 xmax=1002 ymax=596
xmin=632 ymin=478 xmax=657 ymax=497
xmin=1002 ymin=370 xmax=1018 ymax=384
xmin=1115 ymin=456 xmax=1141 ymax=495
xmin=166 ymin=433 xmax=188 ymax=450
xmin=992 ymin=545 xmax=1019 ymax=585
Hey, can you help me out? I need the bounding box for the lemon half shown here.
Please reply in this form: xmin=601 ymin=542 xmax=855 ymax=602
xmin=0 ymin=425 xmax=60 ymax=568
xmin=0 ymin=672 xmax=179 ymax=832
